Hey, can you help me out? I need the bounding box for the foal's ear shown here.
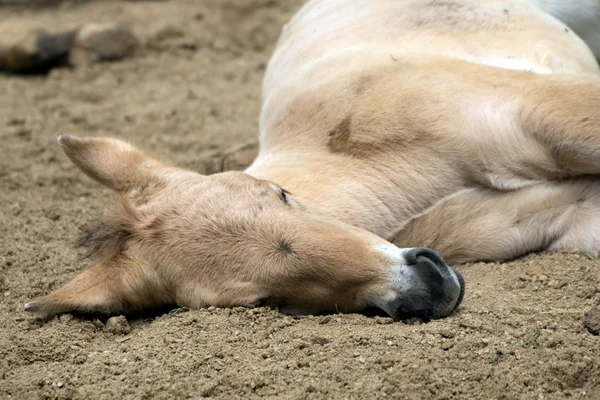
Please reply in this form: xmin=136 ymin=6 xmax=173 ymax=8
xmin=58 ymin=135 xmax=161 ymax=191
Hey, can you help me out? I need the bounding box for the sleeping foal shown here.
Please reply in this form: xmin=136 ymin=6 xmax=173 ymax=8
xmin=25 ymin=0 xmax=600 ymax=320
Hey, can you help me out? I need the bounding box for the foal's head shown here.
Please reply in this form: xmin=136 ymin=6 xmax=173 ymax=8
xmin=25 ymin=135 xmax=464 ymax=320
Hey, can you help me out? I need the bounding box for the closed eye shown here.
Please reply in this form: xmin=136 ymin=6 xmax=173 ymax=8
xmin=280 ymin=188 xmax=291 ymax=205
xmin=267 ymin=181 xmax=292 ymax=205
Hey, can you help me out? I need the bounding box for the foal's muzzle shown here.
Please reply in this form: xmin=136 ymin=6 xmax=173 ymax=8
xmin=376 ymin=247 xmax=465 ymax=320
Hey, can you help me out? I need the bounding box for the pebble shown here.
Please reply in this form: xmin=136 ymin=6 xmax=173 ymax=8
xmin=548 ymin=279 xmax=566 ymax=289
xmin=153 ymin=25 xmax=185 ymax=42
xmin=0 ymin=19 xmax=75 ymax=73
xmin=439 ymin=329 xmax=456 ymax=339
xmin=72 ymin=23 xmax=139 ymax=64
xmin=92 ymin=319 xmax=105 ymax=328
xmin=583 ymin=307 xmax=600 ymax=335
xmin=59 ymin=314 xmax=74 ymax=322
xmin=105 ymin=315 xmax=131 ymax=335
xmin=441 ymin=340 xmax=454 ymax=350
xmin=310 ymin=336 xmax=330 ymax=346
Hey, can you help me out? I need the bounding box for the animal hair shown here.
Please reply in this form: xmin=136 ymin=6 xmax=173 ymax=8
xmin=76 ymin=195 xmax=141 ymax=261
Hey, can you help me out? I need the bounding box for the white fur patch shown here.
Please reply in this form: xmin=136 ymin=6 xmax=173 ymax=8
xmin=453 ymin=54 xmax=552 ymax=74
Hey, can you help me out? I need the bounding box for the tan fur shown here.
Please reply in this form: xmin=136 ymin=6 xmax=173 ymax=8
xmin=393 ymin=178 xmax=600 ymax=263
xmin=26 ymin=0 xmax=600 ymax=318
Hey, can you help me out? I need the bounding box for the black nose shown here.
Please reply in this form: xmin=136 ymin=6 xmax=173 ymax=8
xmin=404 ymin=248 xmax=447 ymax=270
xmin=394 ymin=248 xmax=465 ymax=320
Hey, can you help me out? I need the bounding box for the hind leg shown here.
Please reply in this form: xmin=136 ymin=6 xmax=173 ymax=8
xmin=392 ymin=178 xmax=600 ymax=264
xmin=458 ymin=71 xmax=600 ymax=189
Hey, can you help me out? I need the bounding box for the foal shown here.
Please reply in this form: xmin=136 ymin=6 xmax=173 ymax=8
xmin=26 ymin=0 xmax=600 ymax=320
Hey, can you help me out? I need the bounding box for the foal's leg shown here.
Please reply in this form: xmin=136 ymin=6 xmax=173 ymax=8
xmin=391 ymin=178 xmax=600 ymax=264
xmin=453 ymin=71 xmax=600 ymax=189
xmin=521 ymin=76 xmax=600 ymax=176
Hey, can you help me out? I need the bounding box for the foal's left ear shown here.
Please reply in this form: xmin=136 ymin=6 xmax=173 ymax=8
xmin=58 ymin=135 xmax=163 ymax=191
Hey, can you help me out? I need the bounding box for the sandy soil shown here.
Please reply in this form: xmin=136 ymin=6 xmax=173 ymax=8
xmin=0 ymin=1 xmax=599 ymax=399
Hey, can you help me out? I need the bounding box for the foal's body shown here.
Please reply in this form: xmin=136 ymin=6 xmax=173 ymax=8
xmin=249 ymin=0 xmax=600 ymax=263
xmin=25 ymin=0 xmax=600 ymax=319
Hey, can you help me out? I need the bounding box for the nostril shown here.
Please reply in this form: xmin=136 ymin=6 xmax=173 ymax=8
xmin=404 ymin=248 xmax=446 ymax=269
xmin=374 ymin=247 xmax=465 ymax=320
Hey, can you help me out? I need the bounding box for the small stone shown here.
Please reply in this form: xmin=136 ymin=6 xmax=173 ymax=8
xmin=207 ymin=306 xmax=216 ymax=312
xmin=59 ymin=314 xmax=73 ymax=322
xmin=146 ymin=25 xmax=188 ymax=51
xmin=153 ymin=26 xmax=185 ymax=42
xmin=584 ymin=307 xmax=600 ymax=335
xmin=441 ymin=340 xmax=454 ymax=350
xmin=105 ymin=316 xmax=130 ymax=335
xmin=72 ymin=23 xmax=138 ymax=64
xmin=537 ymin=275 xmax=548 ymax=282
xmin=92 ymin=319 xmax=104 ymax=328
xmin=0 ymin=19 xmax=75 ymax=73
xmin=310 ymin=336 xmax=330 ymax=346
xmin=440 ymin=329 xmax=456 ymax=339
xmin=548 ymin=280 xmax=566 ymax=289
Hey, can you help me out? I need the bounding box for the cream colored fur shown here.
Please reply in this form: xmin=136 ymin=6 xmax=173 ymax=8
xmin=25 ymin=0 xmax=600 ymax=319
xmin=248 ymin=0 xmax=600 ymax=258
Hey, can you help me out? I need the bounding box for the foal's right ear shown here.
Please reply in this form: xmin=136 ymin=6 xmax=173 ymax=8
xmin=58 ymin=135 xmax=161 ymax=191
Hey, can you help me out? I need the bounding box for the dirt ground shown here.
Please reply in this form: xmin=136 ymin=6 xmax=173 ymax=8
xmin=0 ymin=1 xmax=599 ymax=399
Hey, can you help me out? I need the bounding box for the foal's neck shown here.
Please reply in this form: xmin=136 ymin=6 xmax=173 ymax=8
xmin=245 ymin=151 xmax=436 ymax=239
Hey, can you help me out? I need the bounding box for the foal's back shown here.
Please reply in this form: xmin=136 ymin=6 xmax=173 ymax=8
xmin=263 ymin=0 xmax=598 ymax=102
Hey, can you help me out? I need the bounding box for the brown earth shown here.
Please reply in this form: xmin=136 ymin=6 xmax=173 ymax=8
xmin=0 ymin=1 xmax=599 ymax=399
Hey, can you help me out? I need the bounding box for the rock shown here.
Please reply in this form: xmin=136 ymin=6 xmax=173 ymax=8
xmin=92 ymin=318 xmax=105 ymax=329
xmin=0 ymin=0 xmax=63 ymax=4
xmin=584 ymin=307 xmax=600 ymax=335
xmin=146 ymin=25 xmax=197 ymax=52
xmin=152 ymin=25 xmax=185 ymax=43
xmin=105 ymin=315 xmax=131 ymax=335
xmin=59 ymin=314 xmax=73 ymax=322
xmin=440 ymin=329 xmax=456 ymax=339
xmin=0 ymin=20 xmax=75 ymax=73
xmin=310 ymin=336 xmax=330 ymax=346
xmin=441 ymin=340 xmax=454 ymax=350
xmin=72 ymin=23 xmax=139 ymax=64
